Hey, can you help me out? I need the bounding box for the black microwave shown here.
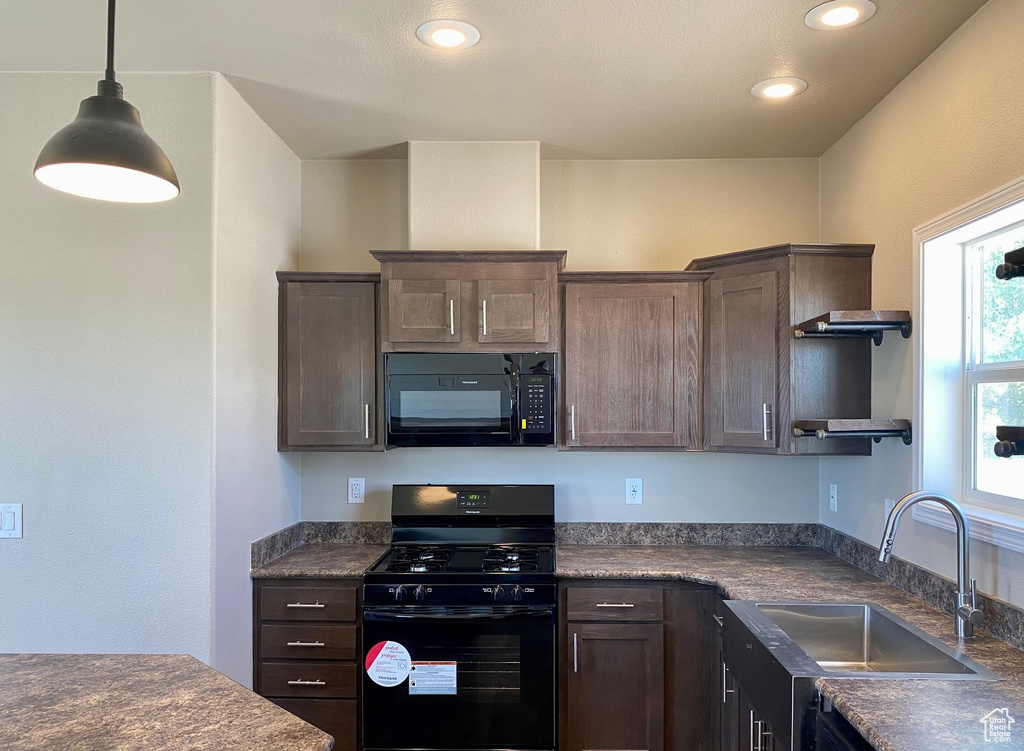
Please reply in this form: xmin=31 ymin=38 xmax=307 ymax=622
xmin=385 ymin=353 xmax=556 ymax=447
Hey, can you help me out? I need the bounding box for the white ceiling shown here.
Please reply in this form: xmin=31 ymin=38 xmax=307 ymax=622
xmin=0 ymin=0 xmax=988 ymax=159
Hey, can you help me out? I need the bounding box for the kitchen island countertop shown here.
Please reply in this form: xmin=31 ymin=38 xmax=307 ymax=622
xmin=0 ymin=653 xmax=333 ymax=751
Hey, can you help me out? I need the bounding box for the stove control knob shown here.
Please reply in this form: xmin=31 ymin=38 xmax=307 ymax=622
xmin=511 ymin=585 xmax=524 ymax=602
xmin=493 ymin=585 xmax=507 ymax=602
xmin=394 ymin=586 xmax=407 ymax=603
xmin=414 ymin=585 xmax=426 ymax=602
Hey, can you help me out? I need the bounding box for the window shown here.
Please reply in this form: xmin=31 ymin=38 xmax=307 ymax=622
xmin=965 ymin=222 xmax=1024 ymax=504
xmin=915 ymin=180 xmax=1024 ymax=549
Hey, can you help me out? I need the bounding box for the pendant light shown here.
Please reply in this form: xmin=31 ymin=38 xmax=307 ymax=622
xmin=34 ymin=0 xmax=179 ymax=203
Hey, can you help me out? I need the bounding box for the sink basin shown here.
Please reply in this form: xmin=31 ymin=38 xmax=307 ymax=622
xmin=753 ymin=602 xmax=1000 ymax=680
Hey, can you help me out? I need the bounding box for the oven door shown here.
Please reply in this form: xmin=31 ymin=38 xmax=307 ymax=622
xmin=362 ymin=606 xmax=555 ymax=751
xmin=387 ymin=374 xmax=513 ymax=446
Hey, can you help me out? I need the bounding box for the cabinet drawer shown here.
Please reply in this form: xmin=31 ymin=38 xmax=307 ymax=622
xmin=566 ymin=587 xmax=664 ymax=622
xmin=260 ymin=662 xmax=357 ymax=699
xmin=261 ymin=624 xmax=357 ymax=661
xmin=271 ymin=699 xmax=357 ymax=751
xmin=260 ymin=586 xmax=357 ymax=622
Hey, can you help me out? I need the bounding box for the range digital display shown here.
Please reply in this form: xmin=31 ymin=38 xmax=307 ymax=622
xmin=456 ymin=490 xmax=491 ymax=509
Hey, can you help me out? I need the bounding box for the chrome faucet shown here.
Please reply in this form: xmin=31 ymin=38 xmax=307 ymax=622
xmin=877 ymin=490 xmax=985 ymax=639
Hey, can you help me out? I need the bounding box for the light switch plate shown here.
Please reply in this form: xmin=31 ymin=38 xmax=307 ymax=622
xmin=0 ymin=504 xmax=23 ymax=538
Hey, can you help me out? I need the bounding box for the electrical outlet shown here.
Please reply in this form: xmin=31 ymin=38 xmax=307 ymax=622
xmin=348 ymin=478 xmax=365 ymax=504
xmin=829 ymin=483 xmax=838 ymax=512
xmin=626 ymin=478 xmax=643 ymax=505
xmin=0 ymin=504 xmax=23 ymax=539
xmin=885 ymin=498 xmax=896 ymax=516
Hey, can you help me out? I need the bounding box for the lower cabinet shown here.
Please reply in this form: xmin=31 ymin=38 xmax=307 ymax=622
xmin=568 ymin=622 xmax=665 ymax=751
xmin=253 ymin=578 xmax=361 ymax=751
xmin=561 ymin=580 xmax=719 ymax=751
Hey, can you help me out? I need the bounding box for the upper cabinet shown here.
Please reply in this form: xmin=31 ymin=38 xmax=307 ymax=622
xmin=277 ymin=273 xmax=381 ymax=451
xmin=372 ymin=251 xmax=566 ymax=352
xmin=689 ymin=244 xmax=875 ymax=456
xmin=561 ymin=273 xmax=707 ymax=450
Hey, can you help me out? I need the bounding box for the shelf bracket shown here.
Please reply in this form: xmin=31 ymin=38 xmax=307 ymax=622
xmin=793 ymin=311 xmax=912 ymax=347
xmin=995 ymin=426 xmax=1024 ymax=458
xmin=996 ymin=246 xmax=1024 ymax=281
xmin=791 ymin=420 xmax=912 ymax=446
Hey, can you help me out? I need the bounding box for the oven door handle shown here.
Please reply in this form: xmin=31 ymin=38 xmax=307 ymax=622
xmin=363 ymin=608 xmax=554 ymax=622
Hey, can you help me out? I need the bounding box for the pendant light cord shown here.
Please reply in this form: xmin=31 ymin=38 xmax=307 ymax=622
xmin=105 ymin=0 xmax=116 ymax=81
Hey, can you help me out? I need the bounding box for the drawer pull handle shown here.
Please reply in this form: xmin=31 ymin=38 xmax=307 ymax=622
xmin=286 ymin=602 xmax=325 ymax=609
xmin=287 ymin=679 xmax=326 ymax=686
xmin=713 ymin=614 xmax=724 ymax=626
xmin=286 ymin=641 xmax=326 ymax=648
xmin=595 ymin=603 xmax=635 ymax=608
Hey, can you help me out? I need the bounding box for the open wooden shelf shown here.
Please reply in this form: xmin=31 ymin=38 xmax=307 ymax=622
xmin=793 ymin=310 xmax=911 ymax=346
xmin=996 ymin=246 xmax=1024 ymax=280
xmin=792 ymin=419 xmax=912 ymax=445
xmin=995 ymin=426 xmax=1024 ymax=458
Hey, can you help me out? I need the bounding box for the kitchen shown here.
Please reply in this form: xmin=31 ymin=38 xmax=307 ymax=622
xmin=1 ymin=1 xmax=1023 ymax=749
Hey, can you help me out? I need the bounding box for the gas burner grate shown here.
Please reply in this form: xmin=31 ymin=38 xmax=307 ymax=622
xmin=483 ymin=546 xmax=541 ymax=573
xmin=385 ymin=545 xmax=454 ymax=573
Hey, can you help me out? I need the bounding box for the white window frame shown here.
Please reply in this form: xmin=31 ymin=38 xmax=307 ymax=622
xmin=963 ymin=221 xmax=1024 ymax=511
xmin=912 ymin=175 xmax=1024 ymax=552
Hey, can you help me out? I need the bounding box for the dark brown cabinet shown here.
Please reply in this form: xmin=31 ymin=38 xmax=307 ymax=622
xmin=278 ymin=273 xmax=380 ymax=451
xmin=253 ymin=578 xmax=362 ymax=751
xmin=373 ymin=250 xmax=565 ymax=352
xmin=561 ymin=580 xmax=718 ymax=751
xmin=568 ymin=622 xmax=665 ymax=751
xmin=386 ymin=277 xmax=461 ymax=344
xmin=705 ymin=271 xmax=778 ymax=450
xmin=561 ymin=273 xmax=707 ymax=449
xmin=689 ymin=244 xmax=875 ymax=456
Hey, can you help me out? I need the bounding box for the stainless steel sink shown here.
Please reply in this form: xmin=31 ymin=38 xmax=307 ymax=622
xmin=722 ymin=601 xmax=1001 ymax=750
xmin=751 ymin=601 xmax=1000 ymax=680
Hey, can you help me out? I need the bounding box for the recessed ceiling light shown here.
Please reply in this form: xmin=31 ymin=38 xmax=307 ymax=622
xmin=805 ymin=1 xmax=877 ymax=30
xmin=416 ymin=20 xmax=480 ymax=50
xmin=750 ymin=77 xmax=808 ymax=100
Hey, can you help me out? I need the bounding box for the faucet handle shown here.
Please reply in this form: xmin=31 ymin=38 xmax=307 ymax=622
xmin=959 ymin=579 xmax=986 ymax=628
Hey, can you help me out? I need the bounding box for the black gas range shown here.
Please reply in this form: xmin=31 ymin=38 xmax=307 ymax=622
xmin=362 ymin=484 xmax=556 ymax=751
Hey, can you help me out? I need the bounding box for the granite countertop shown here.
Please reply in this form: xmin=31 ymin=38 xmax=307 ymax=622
xmin=560 ymin=545 xmax=1024 ymax=751
xmin=249 ymin=541 xmax=1024 ymax=750
xmin=251 ymin=542 xmax=388 ymax=578
xmin=0 ymin=654 xmax=332 ymax=751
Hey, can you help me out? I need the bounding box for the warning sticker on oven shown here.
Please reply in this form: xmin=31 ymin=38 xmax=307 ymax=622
xmin=365 ymin=641 xmax=412 ymax=687
xmin=408 ymin=662 xmax=457 ymax=695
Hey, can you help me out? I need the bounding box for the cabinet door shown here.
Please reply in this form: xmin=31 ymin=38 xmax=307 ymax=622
xmin=564 ymin=283 xmax=700 ymax=448
xmin=282 ymin=282 xmax=376 ymax=448
xmin=387 ymin=278 xmax=461 ymax=343
xmin=705 ymin=272 xmax=778 ymax=450
xmin=478 ymin=279 xmax=550 ymax=344
xmin=567 ymin=623 xmax=664 ymax=751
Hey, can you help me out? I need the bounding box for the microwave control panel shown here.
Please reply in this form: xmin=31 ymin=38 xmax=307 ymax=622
xmin=521 ymin=375 xmax=552 ymax=433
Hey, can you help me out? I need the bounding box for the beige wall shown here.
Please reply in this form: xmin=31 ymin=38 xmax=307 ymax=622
xmin=542 ymin=158 xmax=820 ymax=270
xmin=818 ymin=0 xmax=1024 ymax=604
xmin=212 ymin=74 xmax=302 ymax=687
xmin=301 ymin=156 xmax=820 ymax=271
xmin=0 ymin=72 xmax=216 ymax=659
xmin=409 ymin=141 xmax=540 ymax=251
xmin=298 ymin=155 xmax=822 ymax=523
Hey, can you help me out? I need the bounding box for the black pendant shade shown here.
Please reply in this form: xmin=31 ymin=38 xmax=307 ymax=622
xmin=34 ymin=0 xmax=179 ymax=203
